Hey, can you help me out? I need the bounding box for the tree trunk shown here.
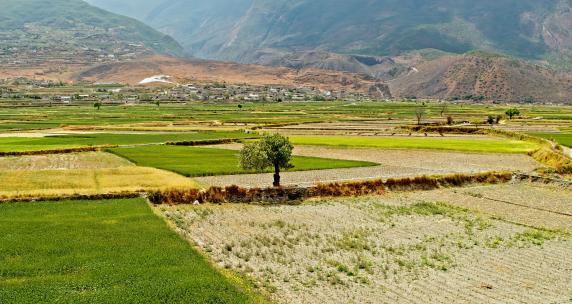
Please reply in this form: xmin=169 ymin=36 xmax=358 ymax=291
xmin=273 ymin=164 xmax=281 ymax=187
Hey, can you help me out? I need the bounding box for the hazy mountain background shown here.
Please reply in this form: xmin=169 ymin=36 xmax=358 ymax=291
xmin=86 ymin=0 xmax=572 ymax=70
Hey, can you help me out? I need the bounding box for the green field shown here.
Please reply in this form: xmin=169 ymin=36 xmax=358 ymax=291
xmin=289 ymin=136 xmax=539 ymax=153
xmin=0 ymin=131 xmax=254 ymax=153
xmin=0 ymin=199 xmax=259 ymax=303
xmin=2 ymin=102 xmax=572 ymax=131
xmin=109 ymin=146 xmax=377 ymax=177
xmin=531 ymin=132 xmax=572 ymax=148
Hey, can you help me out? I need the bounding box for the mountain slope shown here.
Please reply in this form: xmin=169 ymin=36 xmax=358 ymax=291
xmin=389 ymin=53 xmax=572 ymax=103
xmin=71 ymin=55 xmax=392 ymax=98
xmin=86 ymin=0 xmax=572 ymax=69
xmin=0 ymin=0 xmax=183 ymax=67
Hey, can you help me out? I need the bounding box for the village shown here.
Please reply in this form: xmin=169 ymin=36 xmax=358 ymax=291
xmin=0 ymin=77 xmax=380 ymax=106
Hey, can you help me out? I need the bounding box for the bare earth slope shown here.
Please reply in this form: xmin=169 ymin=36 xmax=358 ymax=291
xmin=72 ymin=55 xmax=392 ymax=98
xmin=390 ymin=54 xmax=572 ymax=103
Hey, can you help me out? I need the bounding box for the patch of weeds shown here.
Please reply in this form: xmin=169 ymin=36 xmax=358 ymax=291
xmin=421 ymin=251 xmax=453 ymax=271
xmin=335 ymin=228 xmax=373 ymax=251
xmin=326 ymin=260 xmax=357 ymax=276
xmin=396 ymin=258 xmax=416 ymax=270
xmin=375 ymin=201 xmax=491 ymax=235
xmin=355 ymin=275 xmax=371 ymax=285
xmin=192 ymin=208 xmax=214 ymax=220
xmin=164 ymin=211 xmax=186 ymax=227
xmin=354 ymin=255 xmax=374 ymax=274
xmin=486 ymin=228 xmax=566 ymax=249
xmin=513 ymin=229 xmax=562 ymax=246
xmin=485 ymin=236 xmax=504 ymax=248
xmin=325 ymin=271 xmax=344 ymax=286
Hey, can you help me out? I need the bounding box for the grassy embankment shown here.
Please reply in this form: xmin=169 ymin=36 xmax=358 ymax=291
xmin=109 ymin=146 xmax=378 ymax=177
xmin=0 ymin=198 xmax=262 ymax=303
xmin=288 ymin=136 xmax=539 ymax=154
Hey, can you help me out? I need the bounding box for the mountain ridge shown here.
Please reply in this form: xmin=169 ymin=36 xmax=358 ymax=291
xmin=86 ymin=0 xmax=572 ymax=70
xmin=0 ymin=0 xmax=183 ymax=68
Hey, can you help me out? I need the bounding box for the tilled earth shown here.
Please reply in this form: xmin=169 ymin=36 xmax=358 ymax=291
xmin=195 ymin=145 xmax=540 ymax=188
xmin=162 ymin=190 xmax=571 ymax=304
xmin=402 ymin=182 xmax=572 ymax=233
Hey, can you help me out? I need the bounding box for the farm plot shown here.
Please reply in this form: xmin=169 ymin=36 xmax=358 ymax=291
xmin=0 ymin=151 xmax=198 ymax=199
xmin=531 ymin=132 xmax=572 ymax=148
xmin=0 ymin=152 xmax=131 ymax=171
xmin=401 ymin=182 xmax=572 ymax=233
xmin=0 ymin=199 xmax=259 ymax=303
xmin=288 ymin=136 xmax=539 ymax=154
xmin=108 ymin=146 xmax=377 ymax=177
xmin=0 ymin=167 xmax=198 ymax=199
xmin=196 ymin=146 xmax=539 ymax=188
xmin=162 ymin=198 xmax=571 ymax=304
xmin=0 ymin=131 xmax=254 ymax=153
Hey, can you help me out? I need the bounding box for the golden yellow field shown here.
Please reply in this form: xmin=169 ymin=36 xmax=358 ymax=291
xmin=0 ymin=167 xmax=198 ymax=199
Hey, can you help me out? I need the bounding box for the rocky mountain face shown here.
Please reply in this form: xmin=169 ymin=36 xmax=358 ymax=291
xmin=389 ymin=53 xmax=572 ymax=103
xmin=0 ymin=0 xmax=183 ymax=68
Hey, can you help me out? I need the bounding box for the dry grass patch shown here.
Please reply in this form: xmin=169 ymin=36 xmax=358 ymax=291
xmin=0 ymin=152 xmax=132 ymax=171
xmin=0 ymin=167 xmax=197 ymax=199
xmin=161 ymin=197 xmax=571 ymax=304
xmin=529 ymin=147 xmax=572 ymax=174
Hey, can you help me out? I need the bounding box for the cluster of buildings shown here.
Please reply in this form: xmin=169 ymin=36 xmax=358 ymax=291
xmin=0 ymin=78 xmax=383 ymax=106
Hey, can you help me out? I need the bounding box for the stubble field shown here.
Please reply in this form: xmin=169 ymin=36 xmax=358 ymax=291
xmin=161 ymin=187 xmax=571 ymax=304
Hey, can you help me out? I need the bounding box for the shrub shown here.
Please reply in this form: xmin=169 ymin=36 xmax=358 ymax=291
xmin=147 ymin=172 xmax=513 ymax=205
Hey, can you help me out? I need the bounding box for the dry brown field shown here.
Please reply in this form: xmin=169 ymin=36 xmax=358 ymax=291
xmin=161 ymin=184 xmax=572 ymax=304
xmin=196 ymin=145 xmax=540 ymax=188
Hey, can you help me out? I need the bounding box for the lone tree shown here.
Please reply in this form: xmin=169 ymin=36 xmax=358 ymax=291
xmin=439 ymin=102 xmax=448 ymax=117
xmin=505 ymin=108 xmax=520 ymax=120
xmin=240 ymin=134 xmax=293 ymax=187
xmin=93 ymin=102 xmax=102 ymax=110
xmin=415 ymin=107 xmax=425 ymax=125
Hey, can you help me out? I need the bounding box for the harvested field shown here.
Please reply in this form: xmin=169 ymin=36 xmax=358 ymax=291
xmin=0 ymin=152 xmax=131 ymax=171
xmin=288 ymin=136 xmax=539 ymax=154
xmin=0 ymin=167 xmax=197 ymax=199
xmin=400 ymin=182 xmax=572 ymax=233
xmin=196 ymin=146 xmax=540 ymax=188
xmin=162 ymin=197 xmax=571 ymax=304
xmin=266 ymin=121 xmax=497 ymax=139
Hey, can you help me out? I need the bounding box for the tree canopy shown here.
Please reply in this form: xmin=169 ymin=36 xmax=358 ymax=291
xmin=240 ymin=134 xmax=293 ymax=187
